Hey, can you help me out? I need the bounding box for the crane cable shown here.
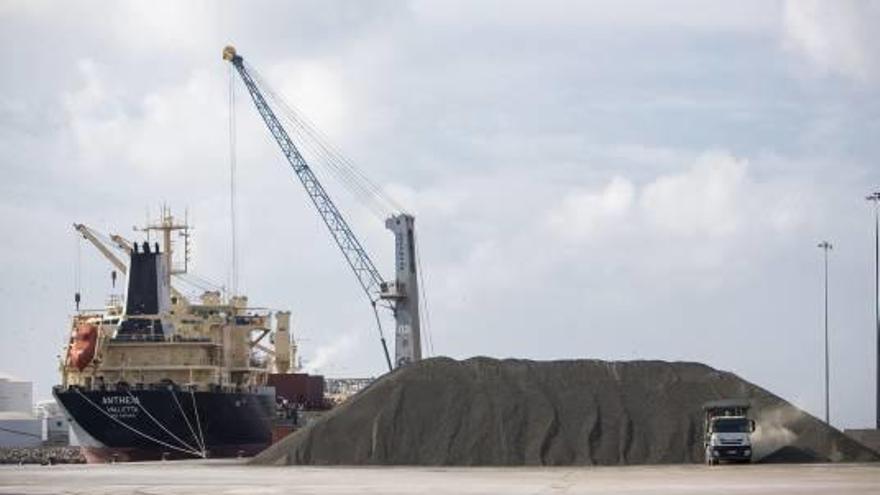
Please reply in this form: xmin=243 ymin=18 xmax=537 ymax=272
xmin=259 ymin=86 xmax=391 ymax=219
xmin=228 ymin=63 xmax=239 ymax=298
xmin=277 ymin=107 xmax=390 ymax=221
xmin=250 ymin=63 xmax=397 ymax=215
xmin=415 ymin=234 xmax=434 ymax=357
xmin=180 ymin=273 xmax=224 ymax=291
xmin=74 ymin=232 xmax=82 ymax=311
xmin=247 ymin=63 xmax=404 ymax=220
xmin=175 ymin=274 xmax=221 ymax=293
xmin=371 ymin=302 xmax=393 ymax=372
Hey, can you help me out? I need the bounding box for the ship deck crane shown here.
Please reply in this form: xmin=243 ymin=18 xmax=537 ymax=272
xmin=74 ymin=223 xmax=188 ymax=301
xmin=74 ymin=223 xmax=125 ymax=309
xmin=74 ymin=223 xmax=127 ymax=275
xmin=110 ymin=234 xmax=133 ymax=252
xmin=223 ymin=45 xmax=421 ymax=371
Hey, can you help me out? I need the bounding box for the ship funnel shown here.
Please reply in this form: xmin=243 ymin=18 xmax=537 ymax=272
xmin=118 ymin=244 xmax=172 ymax=338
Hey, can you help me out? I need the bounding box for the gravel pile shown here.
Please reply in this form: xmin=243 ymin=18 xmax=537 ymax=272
xmin=252 ymin=357 xmax=878 ymax=466
xmin=0 ymin=446 xmax=85 ymax=464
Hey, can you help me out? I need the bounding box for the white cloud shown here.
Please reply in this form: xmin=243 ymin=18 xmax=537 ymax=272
xmin=547 ymin=176 xmax=635 ymax=242
xmin=414 ymin=0 xmax=774 ymax=32
xmin=62 ymin=59 xmax=229 ymax=182
xmin=781 ymin=0 xmax=880 ymax=82
xmin=0 ymin=1 xmax=50 ymax=17
xmin=266 ymin=58 xmax=352 ymax=142
xmin=383 ymin=182 xmax=466 ymax=218
xmin=641 ymin=151 xmax=747 ymax=237
xmin=108 ymin=1 xmax=219 ymax=55
xmin=547 ymin=151 xmax=810 ymax=246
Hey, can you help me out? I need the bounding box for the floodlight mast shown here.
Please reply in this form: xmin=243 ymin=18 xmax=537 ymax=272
xmin=868 ymin=191 xmax=880 ymax=428
xmin=222 ymin=46 xmax=421 ymax=371
xmin=817 ymin=240 xmax=832 ymax=425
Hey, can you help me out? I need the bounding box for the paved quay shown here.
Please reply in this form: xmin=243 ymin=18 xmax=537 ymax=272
xmin=1 ymin=460 xmax=879 ymax=494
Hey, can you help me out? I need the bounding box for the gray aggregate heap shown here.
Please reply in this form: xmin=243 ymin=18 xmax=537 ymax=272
xmin=252 ymin=357 xmax=878 ymax=466
xmin=0 ymin=447 xmax=84 ymax=464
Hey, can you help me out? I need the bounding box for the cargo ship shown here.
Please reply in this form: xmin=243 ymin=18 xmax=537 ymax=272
xmin=54 ymin=209 xmax=328 ymax=462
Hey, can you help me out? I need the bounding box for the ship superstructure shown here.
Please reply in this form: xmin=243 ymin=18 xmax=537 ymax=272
xmin=55 ymin=209 xmax=297 ymax=462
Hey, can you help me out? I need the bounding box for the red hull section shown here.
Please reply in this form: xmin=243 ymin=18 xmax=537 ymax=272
xmin=271 ymin=425 xmax=296 ymax=444
xmin=268 ymin=373 xmax=326 ymax=408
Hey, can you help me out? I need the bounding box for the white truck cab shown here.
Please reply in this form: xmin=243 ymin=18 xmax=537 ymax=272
xmin=703 ymin=399 xmax=756 ymax=465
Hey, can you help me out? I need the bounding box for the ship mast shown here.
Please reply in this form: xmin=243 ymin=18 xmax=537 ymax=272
xmin=136 ymin=206 xmax=191 ymax=287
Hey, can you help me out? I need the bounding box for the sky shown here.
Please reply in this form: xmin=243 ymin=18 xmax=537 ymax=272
xmin=1 ymin=0 xmax=879 ymax=430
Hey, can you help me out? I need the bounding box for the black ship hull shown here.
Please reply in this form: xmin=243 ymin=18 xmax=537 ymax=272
xmin=53 ymin=386 xmax=275 ymax=463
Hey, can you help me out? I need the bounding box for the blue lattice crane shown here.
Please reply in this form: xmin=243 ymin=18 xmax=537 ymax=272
xmin=223 ymin=46 xmax=421 ymax=371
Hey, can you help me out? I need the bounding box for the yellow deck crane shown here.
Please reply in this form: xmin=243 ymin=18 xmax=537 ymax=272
xmin=73 ymin=222 xmax=188 ymax=304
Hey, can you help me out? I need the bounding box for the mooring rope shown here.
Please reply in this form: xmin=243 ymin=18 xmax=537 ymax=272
xmin=124 ymin=388 xmax=203 ymax=456
xmin=170 ymin=388 xmax=205 ymax=454
xmin=189 ymin=388 xmax=207 ymax=454
xmin=72 ymin=388 xmax=202 ymax=457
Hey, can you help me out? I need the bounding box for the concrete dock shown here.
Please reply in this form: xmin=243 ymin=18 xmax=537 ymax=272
xmin=1 ymin=461 xmax=879 ymax=494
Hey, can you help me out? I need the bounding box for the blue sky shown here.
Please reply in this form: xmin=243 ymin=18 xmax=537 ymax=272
xmin=1 ymin=1 xmax=879 ymax=429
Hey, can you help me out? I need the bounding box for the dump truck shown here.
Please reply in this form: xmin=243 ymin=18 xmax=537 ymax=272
xmin=703 ymin=399 xmax=756 ymax=465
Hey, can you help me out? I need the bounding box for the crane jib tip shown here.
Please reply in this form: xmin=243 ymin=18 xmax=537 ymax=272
xmin=222 ymin=45 xmax=238 ymax=62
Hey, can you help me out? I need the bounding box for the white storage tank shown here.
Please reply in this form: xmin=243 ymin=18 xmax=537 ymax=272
xmin=0 ymin=375 xmax=41 ymax=447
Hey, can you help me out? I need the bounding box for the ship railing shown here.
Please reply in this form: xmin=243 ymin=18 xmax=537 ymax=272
xmin=104 ymin=294 xmax=124 ymax=309
xmin=111 ymin=334 xmax=167 ymax=342
xmin=171 ymin=336 xmax=212 ymax=343
xmin=58 ymin=381 xmax=274 ymax=395
xmin=111 ymin=334 xmax=214 ymax=343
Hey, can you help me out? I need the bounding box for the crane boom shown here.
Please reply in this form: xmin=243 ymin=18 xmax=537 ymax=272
xmin=75 ymin=224 xmax=190 ymax=300
xmin=224 ymin=46 xmax=421 ymax=369
xmin=110 ymin=234 xmax=133 ymax=252
xmin=74 ymin=223 xmax=127 ymax=274
xmin=224 ymin=48 xmax=385 ymax=301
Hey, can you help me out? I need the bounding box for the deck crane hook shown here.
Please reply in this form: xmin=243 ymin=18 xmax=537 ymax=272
xmin=223 ymin=45 xmax=421 ymax=371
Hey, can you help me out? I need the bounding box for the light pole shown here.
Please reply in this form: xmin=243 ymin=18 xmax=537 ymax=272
xmin=818 ymin=240 xmax=833 ymax=424
xmin=868 ymin=191 xmax=880 ymax=429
